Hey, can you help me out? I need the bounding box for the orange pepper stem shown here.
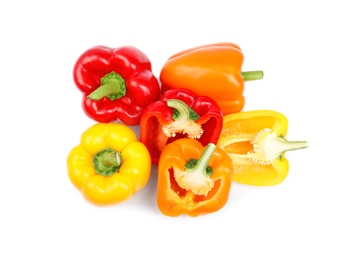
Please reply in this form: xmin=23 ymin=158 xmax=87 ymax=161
xmin=93 ymin=147 xmax=123 ymax=176
xmin=185 ymin=143 xmax=215 ymax=176
xmin=241 ymin=70 xmax=264 ymax=81
xmin=88 ymin=71 xmax=126 ymax=100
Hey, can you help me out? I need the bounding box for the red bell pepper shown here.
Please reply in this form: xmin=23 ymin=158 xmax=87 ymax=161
xmin=73 ymin=45 xmax=160 ymax=126
xmin=140 ymin=88 xmax=223 ymax=164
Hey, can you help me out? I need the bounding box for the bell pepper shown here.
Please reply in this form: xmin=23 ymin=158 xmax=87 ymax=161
xmin=73 ymin=45 xmax=160 ymax=126
xmin=159 ymin=42 xmax=263 ymax=115
xmin=67 ymin=123 xmax=151 ymax=206
xmin=217 ymin=110 xmax=308 ymax=186
xmin=140 ymin=88 xmax=223 ymax=164
xmin=157 ymin=138 xmax=233 ymax=217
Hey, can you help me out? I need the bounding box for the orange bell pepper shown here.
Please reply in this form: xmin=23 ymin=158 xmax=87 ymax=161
xmin=157 ymin=138 xmax=233 ymax=217
xmin=159 ymin=42 xmax=263 ymax=115
xmin=217 ymin=110 xmax=308 ymax=186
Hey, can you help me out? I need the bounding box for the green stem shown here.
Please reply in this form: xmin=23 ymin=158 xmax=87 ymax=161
xmin=273 ymin=138 xmax=309 ymax=160
xmin=88 ymin=71 xmax=126 ymax=100
xmin=221 ymin=128 xmax=308 ymax=166
xmin=88 ymin=79 xmax=119 ymax=100
xmin=241 ymin=70 xmax=264 ymax=81
xmin=93 ymin=148 xmax=122 ymax=176
xmin=185 ymin=143 xmax=216 ymax=177
xmin=167 ymin=99 xmax=200 ymax=122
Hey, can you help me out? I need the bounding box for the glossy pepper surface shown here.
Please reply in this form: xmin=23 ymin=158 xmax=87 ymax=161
xmin=217 ymin=110 xmax=308 ymax=186
xmin=73 ymin=45 xmax=160 ymax=126
xmin=159 ymin=42 xmax=263 ymax=115
xmin=67 ymin=123 xmax=151 ymax=205
xmin=140 ymin=88 xmax=223 ymax=164
xmin=157 ymin=138 xmax=233 ymax=217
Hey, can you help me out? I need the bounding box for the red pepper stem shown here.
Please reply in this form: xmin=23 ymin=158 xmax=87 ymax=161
xmin=241 ymin=70 xmax=264 ymax=81
xmin=162 ymin=99 xmax=204 ymax=139
xmin=88 ymin=71 xmax=126 ymax=101
xmin=88 ymin=79 xmax=121 ymax=100
xmin=167 ymin=99 xmax=200 ymax=122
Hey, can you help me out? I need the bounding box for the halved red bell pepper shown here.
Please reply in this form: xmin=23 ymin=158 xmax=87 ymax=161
xmin=73 ymin=45 xmax=160 ymax=126
xmin=140 ymin=89 xmax=223 ymax=164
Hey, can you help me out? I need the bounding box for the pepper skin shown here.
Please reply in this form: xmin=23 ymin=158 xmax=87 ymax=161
xmin=67 ymin=123 xmax=151 ymax=206
xmin=73 ymin=45 xmax=160 ymax=126
xmin=157 ymin=138 xmax=233 ymax=217
xmin=159 ymin=42 xmax=263 ymax=115
xmin=140 ymin=88 xmax=223 ymax=165
xmin=217 ymin=110 xmax=308 ymax=186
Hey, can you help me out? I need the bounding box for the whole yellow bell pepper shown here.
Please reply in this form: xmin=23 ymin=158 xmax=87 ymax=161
xmin=67 ymin=123 xmax=151 ymax=206
xmin=217 ymin=110 xmax=308 ymax=186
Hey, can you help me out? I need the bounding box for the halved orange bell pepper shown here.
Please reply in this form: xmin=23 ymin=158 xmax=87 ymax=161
xmin=159 ymin=42 xmax=263 ymax=115
xmin=217 ymin=110 xmax=308 ymax=186
xmin=157 ymin=138 xmax=233 ymax=217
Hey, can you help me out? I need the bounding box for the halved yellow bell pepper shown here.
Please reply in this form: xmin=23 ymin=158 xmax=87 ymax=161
xmin=67 ymin=123 xmax=151 ymax=206
xmin=217 ymin=110 xmax=308 ymax=186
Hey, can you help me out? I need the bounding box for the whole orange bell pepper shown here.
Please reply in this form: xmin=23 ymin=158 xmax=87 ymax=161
xmin=157 ymin=138 xmax=233 ymax=217
xmin=159 ymin=42 xmax=263 ymax=115
xmin=217 ymin=110 xmax=308 ymax=186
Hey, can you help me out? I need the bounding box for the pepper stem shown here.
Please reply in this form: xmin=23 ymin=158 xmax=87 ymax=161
xmin=185 ymin=143 xmax=216 ymax=176
xmin=173 ymin=143 xmax=216 ymax=196
xmin=168 ymin=99 xmax=200 ymax=122
xmin=232 ymin=128 xmax=308 ymax=165
xmin=241 ymin=70 xmax=264 ymax=81
xmin=93 ymin=148 xmax=122 ymax=176
xmin=273 ymin=138 xmax=309 ymax=156
xmin=162 ymin=99 xmax=203 ymax=139
xmin=88 ymin=71 xmax=126 ymax=101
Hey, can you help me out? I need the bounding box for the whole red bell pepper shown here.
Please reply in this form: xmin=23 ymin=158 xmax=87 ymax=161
xmin=73 ymin=45 xmax=160 ymax=126
xmin=140 ymin=88 xmax=223 ymax=164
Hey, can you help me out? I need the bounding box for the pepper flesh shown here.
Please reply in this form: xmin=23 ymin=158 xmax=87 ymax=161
xmin=73 ymin=45 xmax=160 ymax=126
xmin=67 ymin=123 xmax=151 ymax=205
xmin=160 ymin=42 xmax=263 ymax=115
xmin=140 ymin=88 xmax=223 ymax=164
xmin=157 ymin=138 xmax=233 ymax=217
xmin=217 ymin=110 xmax=308 ymax=186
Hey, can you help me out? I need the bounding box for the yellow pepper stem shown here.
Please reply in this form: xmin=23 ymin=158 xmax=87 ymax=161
xmin=225 ymin=128 xmax=308 ymax=165
xmin=93 ymin=147 xmax=122 ymax=176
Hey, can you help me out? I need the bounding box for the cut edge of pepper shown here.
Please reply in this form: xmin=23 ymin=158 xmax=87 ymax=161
xmin=221 ymin=128 xmax=308 ymax=166
xmin=173 ymin=143 xmax=216 ymax=196
xmin=162 ymin=99 xmax=204 ymax=139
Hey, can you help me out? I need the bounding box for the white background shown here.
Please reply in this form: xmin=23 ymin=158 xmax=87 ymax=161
xmin=1 ymin=1 xmax=361 ymax=259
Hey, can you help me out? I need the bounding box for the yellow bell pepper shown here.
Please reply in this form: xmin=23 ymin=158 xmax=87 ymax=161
xmin=67 ymin=123 xmax=151 ymax=206
xmin=217 ymin=110 xmax=308 ymax=186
